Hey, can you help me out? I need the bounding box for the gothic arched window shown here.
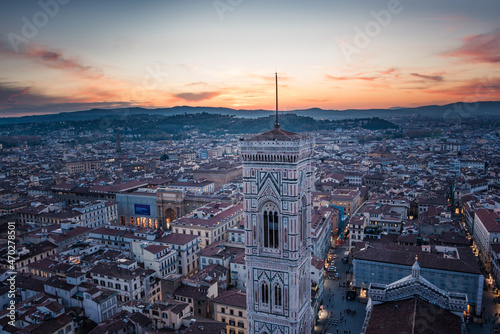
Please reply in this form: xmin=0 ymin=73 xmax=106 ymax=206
xmin=261 ymin=282 xmax=269 ymax=304
xmin=301 ymin=196 xmax=307 ymax=244
xmin=274 ymin=284 xmax=282 ymax=307
xmin=263 ymin=203 xmax=279 ymax=248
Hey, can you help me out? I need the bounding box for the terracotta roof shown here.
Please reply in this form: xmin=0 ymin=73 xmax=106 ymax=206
xmin=212 ymin=289 xmax=246 ymax=308
xmin=89 ymin=262 xmax=149 ymax=280
xmin=475 ymin=208 xmax=500 ymax=232
xmin=44 ymin=276 xmax=75 ymax=291
xmin=364 ymin=297 xmax=462 ymax=334
xmin=17 ymin=313 xmax=73 ymax=334
xmin=311 ymin=254 xmax=325 ymax=270
xmin=144 ymin=244 xmax=169 ymax=254
xmin=174 ymin=283 xmax=209 ymax=301
xmin=157 ymin=232 xmax=198 ymax=245
xmin=198 ymin=241 xmax=244 ymax=260
xmin=16 ymin=274 xmax=46 ymax=292
xmin=247 ymin=126 xmax=302 ymax=141
xmin=354 ymin=244 xmax=480 ymax=275
xmin=90 ymin=226 xmax=124 ymax=236
xmin=173 ymin=204 xmax=242 ymax=228
xmin=128 ymin=312 xmax=152 ymax=327
xmin=183 ymin=317 xmax=226 ymax=334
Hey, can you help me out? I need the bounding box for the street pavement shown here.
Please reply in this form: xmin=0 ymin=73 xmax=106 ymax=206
xmin=314 ymin=246 xmax=367 ymax=334
xmin=468 ymin=281 xmax=500 ymax=333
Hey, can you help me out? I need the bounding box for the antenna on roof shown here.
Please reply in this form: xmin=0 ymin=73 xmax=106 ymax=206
xmin=275 ymin=72 xmax=279 ymax=129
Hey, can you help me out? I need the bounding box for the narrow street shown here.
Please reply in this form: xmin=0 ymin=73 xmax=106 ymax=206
xmin=314 ymin=246 xmax=367 ymax=334
xmin=468 ymin=280 xmax=500 ymax=333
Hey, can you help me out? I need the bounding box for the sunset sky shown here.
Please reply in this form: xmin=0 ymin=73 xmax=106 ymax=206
xmin=1 ymin=0 xmax=499 ymax=117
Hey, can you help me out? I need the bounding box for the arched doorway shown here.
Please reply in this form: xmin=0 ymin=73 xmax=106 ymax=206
xmin=165 ymin=208 xmax=177 ymax=229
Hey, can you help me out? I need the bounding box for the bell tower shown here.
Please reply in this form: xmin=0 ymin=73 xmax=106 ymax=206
xmin=239 ymin=74 xmax=313 ymax=334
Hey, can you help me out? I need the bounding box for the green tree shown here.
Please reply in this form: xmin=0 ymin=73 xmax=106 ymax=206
xmin=160 ymin=154 xmax=169 ymax=161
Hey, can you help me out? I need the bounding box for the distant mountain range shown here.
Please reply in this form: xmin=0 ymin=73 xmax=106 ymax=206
xmin=1 ymin=101 xmax=499 ymax=125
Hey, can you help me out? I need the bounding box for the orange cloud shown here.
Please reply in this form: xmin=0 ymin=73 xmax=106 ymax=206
xmin=422 ymin=77 xmax=500 ymax=98
xmin=323 ymin=74 xmax=378 ymax=81
xmin=378 ymin=68 xmax=397 ymax=76
xmin=0 ymin=40 xmax=103 ymax=79
xmin=410 ymin=73 xmax=444 ymax=82
xmin=174 ymin=91 xmax=221 ymax=102
xmin=442 ymin=28 xmax=500 ymax=63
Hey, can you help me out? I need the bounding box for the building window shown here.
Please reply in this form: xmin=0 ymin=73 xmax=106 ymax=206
xmin=261 ymin=282 xmax=269 ymax=304
xmin=274 ymin=284 xmax=282 ymax=306
xmin=263 ymin=203 xmax=279 ymax=248
xmin=300 ymin=196 xmax=307 ymax=245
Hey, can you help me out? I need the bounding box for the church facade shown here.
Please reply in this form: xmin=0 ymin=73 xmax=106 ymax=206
xmin=240 ymin=124 xmax=313 ymax=334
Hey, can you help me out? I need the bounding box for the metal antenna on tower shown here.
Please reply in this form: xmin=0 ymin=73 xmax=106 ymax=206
xmin=275 ymin=72 xmax=279 ymax=128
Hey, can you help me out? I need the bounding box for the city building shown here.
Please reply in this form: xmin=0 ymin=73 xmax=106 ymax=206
xmin=121 ymin=299 xmax=190 ymax=331
xmin=169 ymin=180 xmax=215 ymax=194
xmin=212 ymin=289 xmax=248 ymax=334
xmin=157 ymin=232 xmax=200 ymax=276
xmin=17 ymin=200 xmax=117 ymax=228
xmin=131 ymin=242 xmax=178 ymax=278
xmin=89 ymin=259 xmax=161 ymax=303
xmin=171 ymin=203 xmax=243 ymax=249
xmin=89 ymin=226 xmax=201 ymax=276
xmin=198 ymin=241 xmax=244 ymax=270
xmin=329 ymin=188 xmax=362 ymax=217
xmin=116 ymin=188 xmax=160 ymax=229
xmin=0 ymin=240 xmax=57 ymax=273
xmin=348 ymin=215 xmax=367 ymax=248
xmin=472 ymin=208 xmax=500 ymax=272
xmin=82 ymin=287 xmax=120 ymax=324
xmin=66 ymin=159 xmax=104 ymax=174
xmin=193 ymin=163 xmax=242 ymax=191
xmin=353 ymin=244 xmax=483 ymax=315
xmin=310 ymin=207 xmax=334 ymax=259
xmin=0 ymin=294 xmax=74 ymax=334
xmin=228 ymin=220 xmax=245 ymax=245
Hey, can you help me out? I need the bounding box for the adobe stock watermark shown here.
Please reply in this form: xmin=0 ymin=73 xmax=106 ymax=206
xmin=442 ymin=74 xmax=496 ymax=126
xmin=6 ymin=222 xmax=17 ymax=326
xmin=7 ymin=0 xmax=71 ymax=53
xmin=336 ymin=0 xmax=405 ymax=64
xmin=213 ymin=0 xmax=243 ymax=21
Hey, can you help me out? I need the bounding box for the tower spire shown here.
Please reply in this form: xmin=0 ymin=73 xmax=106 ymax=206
xmin=275 ymin=72 xmax=279 ymax=128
